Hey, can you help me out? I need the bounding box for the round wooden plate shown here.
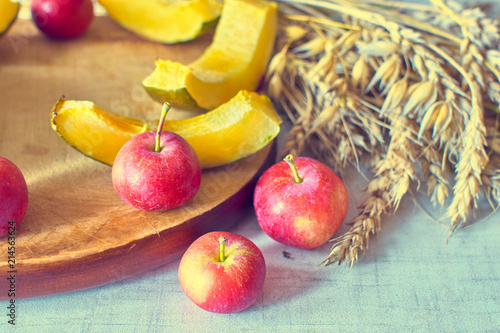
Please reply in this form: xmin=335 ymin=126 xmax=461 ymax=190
xmin=0 ymin=18 xmax=277 ymax=299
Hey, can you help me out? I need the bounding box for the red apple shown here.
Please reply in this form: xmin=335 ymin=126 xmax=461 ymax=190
xmin=112 ymin=103 xmax=201 ymax=211
xmin=253 ymin=154 xmax=348 ymax=249
xmin=31 ymin=0 xmax=94 ymax=40
xmin=0 ymin=157 xmax=28 ymax=237
xmin=178 ymin=231 xmax=266 ymax=314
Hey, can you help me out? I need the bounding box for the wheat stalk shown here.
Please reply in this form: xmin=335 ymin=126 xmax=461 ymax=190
xmin=267 ymin=0 xmax=500 ymax=267
xmin=321 ymin=112 xmax=418 ymax=268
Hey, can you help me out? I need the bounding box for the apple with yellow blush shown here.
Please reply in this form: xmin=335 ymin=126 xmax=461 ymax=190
xmin=253 ymin=154 xmax=348 ymax=249
xmin=178 ymin=231 xmax=266 ymax=313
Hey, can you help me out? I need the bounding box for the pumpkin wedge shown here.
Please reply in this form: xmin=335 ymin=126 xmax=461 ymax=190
xmin=0 ymin=0 xmax=19 ymax=37
xmin=142 ymin=0 xmax=278 ymax=110
xmin=50 ymin=90 xmax=282 ymax=169
xmin=142 ymin=59 xmax=199 ymax=110
xmin=97 ymin=0 xmax=222 ymax=44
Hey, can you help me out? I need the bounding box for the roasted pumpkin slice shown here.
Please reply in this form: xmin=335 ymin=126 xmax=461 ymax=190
xmin=0 ymin=0 xmax=20 ymax=37
xmin=142 ymin=0 xmax=278 ymax=110
xmin=97 ymin=0 xmax=222 ymax=44
xmin=51 ymin=90 xmax=282 ymax=169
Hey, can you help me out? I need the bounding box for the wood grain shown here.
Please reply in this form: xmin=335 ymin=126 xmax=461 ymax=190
xmin=0 ymin=18 xmax=277 ymax=299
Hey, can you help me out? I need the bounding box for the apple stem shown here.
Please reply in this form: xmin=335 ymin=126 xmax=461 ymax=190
xmin=284 ymin=154 xmax=303 ymax=183
xmin=155 ymin=102 xmax=171 ymax=153
xmin=219 ymin=236 xmax=227 ymax=262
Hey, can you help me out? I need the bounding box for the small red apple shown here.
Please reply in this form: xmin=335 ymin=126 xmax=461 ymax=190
xmin=112 ymin=103 xmax=201 ymax=211
xmin=178 ymin=231 xmax=266 ymax=314
xmin=253 ymin=154 xmax=348 ymax=249
xmin=0 ymin=157 xmax=28 ymax=237
xmin=31 ymin=0 xmax=94 ymax=40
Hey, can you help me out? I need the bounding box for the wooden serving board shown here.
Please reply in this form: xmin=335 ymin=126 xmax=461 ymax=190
xmin=0 ymin=18 xmax=276 ymax=299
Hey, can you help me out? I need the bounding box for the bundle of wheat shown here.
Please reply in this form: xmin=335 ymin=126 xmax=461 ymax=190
xmin=265 ymin=0 xmax=500 ymax=268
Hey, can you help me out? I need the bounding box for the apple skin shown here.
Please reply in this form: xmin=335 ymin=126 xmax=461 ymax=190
xmin=253 ymin=156 xmax=348 ymax=249
xmin=0 ymin=157 xmax=28 ymax=237
xmin=178 ymin=231 xmax=266 ymax=314
xmin=112 ymin=131 xmax=201 ymax=212
xmin=31 ymin=0 xmax=94 ymax=40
